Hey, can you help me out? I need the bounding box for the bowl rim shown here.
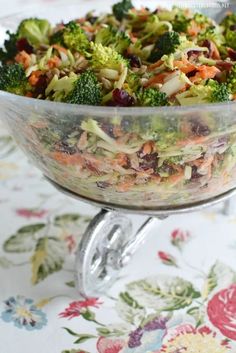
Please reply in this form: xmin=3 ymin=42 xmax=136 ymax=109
xmin=0 ymin=0 xmax=235 ymax=116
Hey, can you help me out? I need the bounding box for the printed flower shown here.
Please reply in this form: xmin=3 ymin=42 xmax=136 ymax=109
xmin=158 ymin=251 xmax=178 ymax=267
xmin=65 ymin=235 xmax=76 ymax=253
xmin=59 ymin=298 xmax=102 ymax=320
xmin=207 ymin=284 xmax=236 ymax=340
xmin=16 ymin=208 xmax=48 ymax=219
xmin=97 ymin=337 xmax=126 ymax=353
xmin=1 ymin=296 xmax=47 ymax=330
xmin=118 ymin=316 xmax=168 ymax=353
xmin=171 ymin=228 xmax=191 ymax=249
xmin=159 ymin=324 xmax=230 ymax=353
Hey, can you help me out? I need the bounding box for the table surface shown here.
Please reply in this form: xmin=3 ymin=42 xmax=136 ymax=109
xmin=1 ymin=1 xmax=236 ymax=352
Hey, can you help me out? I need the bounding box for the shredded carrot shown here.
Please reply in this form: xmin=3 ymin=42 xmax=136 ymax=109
xmin=148 ymin=60 xmax=163 ymax=71
xmin=51 ymin=152 xmax=83 ymax=165
xmin=199 ymin=156 xmax=214 ymax=169
xmin=187 ymin=20 xmax=202 ymax=36
xmin=81 ymin=25 xmax=95 ymax=33
xmin=233 ymin=94 xmax=236 ymax=101
xmin=47 ymin=56 xmax=61 ymax=69
xmin=190 ymin=65 xmax=220 ymax=83
xmin=116 ymin=178 xmax=135 ymax=192
xmin=15 ymin=50 xmax=31 ymax=69
xmin=28 ymin=70 xmax=43 ymax=86
xmin=145 ymin=72 xmax=169 ymax=86
xmin=142 ymin=141 xmax=154 ymax=155
xmin=52 ymin=44 xmax=68 ymax=55
xmin=168 ymin=172 xmax=184 ymax=184
xmin=115 ymin=153 xmax=129 ymax=167
xmin=210 ymin=41 xmax=221 ymax=60
xmin=173 ymin=59 xmax=197 ymax=74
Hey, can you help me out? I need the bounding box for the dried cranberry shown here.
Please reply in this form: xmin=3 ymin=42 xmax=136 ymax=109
xmin=126 ymin=54 xmax=141 ymax=68
xmin=101 ymin=123 xmax=115 ymax=138
xmin=16 ymin=38 xmax=33 ymax=54
xmin=191 ymin=166 xmax=202 ymax=179
xmin=216 ymin=60 xmax=233 ymax=72
xmin=187 ymin=50 xmax=201 ymax=61
xmin=140 ymin=153 xmax=158 ymax=171
xmin=96 ymin=181 xmax=110 ymax=189
xmin=230 ymin=24 xmax=236 ymax=31
xmin=34 ymin=75 xmax=48 ymax=96
xmin=191 ymin=121 xmax=210 ymax=136
xmin=227 ymin=48 xmax=236 ymax=61
xmin=202 ymin=39 xmax=213 ymax=58
xmin=186 ymin=69 xmax=198 ymax=78
xmin=112 ymin=88 xmax=135 ymax=107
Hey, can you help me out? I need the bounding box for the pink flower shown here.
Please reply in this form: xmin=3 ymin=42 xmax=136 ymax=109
xmin=97 ymin=337 xmax=126 ymax=353
xmin=207 ymin=284 xmax=236 ymax=340
xmin=59 ymin=298 xmax=102 ymax=319
xmin=16 ymin=208 xmax=48 ymax=219
xmin=158 ymin=251 xmax=178 ymax=267
xmin=65 ymin=235 xmax=76 ymax=253
xmin=171 ymin=229 xmax=190 ymax=249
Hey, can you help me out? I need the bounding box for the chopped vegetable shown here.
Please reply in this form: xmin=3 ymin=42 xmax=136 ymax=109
xmin=0 ymin=63 xmax=28 ymax=95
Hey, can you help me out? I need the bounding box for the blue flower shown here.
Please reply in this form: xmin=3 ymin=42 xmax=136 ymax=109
xmin=1 ymin=296 xmax=47 ymax=330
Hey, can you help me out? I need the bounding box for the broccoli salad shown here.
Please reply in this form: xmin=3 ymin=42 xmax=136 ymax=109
xmin=1 ymin=0 xmax=236 ymax=208
xmin=1 ymin=1 xmax=236 ymax=105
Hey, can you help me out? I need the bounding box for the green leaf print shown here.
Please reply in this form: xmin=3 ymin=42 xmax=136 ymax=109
xmin=202 ymin=261 xmax=236 ymax=299
xmin=96 ymin=324 xmax=129 ymax=338
xmin=116 ymin=292 xmax=146 ymax=325
xmin=3 ymin=223 xmax=46 ymax=253
xmin=126 ymin=275 xmax=201 ymax=311
xmin=187 ymin=306 xmax=205 ymax=327
xmin=31 ymin=236 xmax=66 ymax=284
xmin=73 ymin=334 xmax=96 ymax=344
xmin=54 ymin=214 xmax=90 ymax=227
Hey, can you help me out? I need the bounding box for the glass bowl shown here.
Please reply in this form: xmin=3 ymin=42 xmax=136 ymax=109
xmin=1 ymin=0 xmax=236 ymax=213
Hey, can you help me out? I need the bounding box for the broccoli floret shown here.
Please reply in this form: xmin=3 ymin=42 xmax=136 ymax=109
xmin=176 ymin=79 xmax=230 ymax=105
xmin=95 ymin=26 xmax=131 ymax=54
xmin=138 ymin=88 xmax=168 ymax=107
xmin=90 ymin=42 xmax=128 ymax=71
xmin=50 ymin=21 xmax=89 ymax=53
xmin=125 ymin=72 xmax=141 ymax=92
xmin=65 ymin=70 xmax=101 ymax=105
xmin=63 ymin=21 xmax=90 ymax=53
xmin=220 ymin=13 xmax=236 ymax=50
xmin=0 ymin=31 xmax=18 ymax=63
xmin=221 ymin=13 xmax=236 ymax=29
xmin=112 ymin=0 xmax=134 ymax=21
xmin=173 ymin=13 xmax=191 ymax=33
xmin=225 ymin=29 xmax=236 ymax=50
xmin=227 ymin=64 xmax=236 ymax=94
xmin=149 ymin=31 xmax=180 ymax=62
xmin=198 ymin=25 xmax=225 ymax=48
xmin=0 ymin=63 xmax=28 ymax=95
xmin=18 ymin=18 xmax=51 ymax=47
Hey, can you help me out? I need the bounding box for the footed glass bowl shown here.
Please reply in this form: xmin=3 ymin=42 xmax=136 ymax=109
xmin=1 ymin=0 xmax=236 ymax=214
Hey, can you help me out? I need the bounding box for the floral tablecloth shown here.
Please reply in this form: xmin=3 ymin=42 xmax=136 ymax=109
xmin=1 ymin=1 xmax=236 ymax=352
xmin=1 ymin=125 xmax=236 ymax=353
